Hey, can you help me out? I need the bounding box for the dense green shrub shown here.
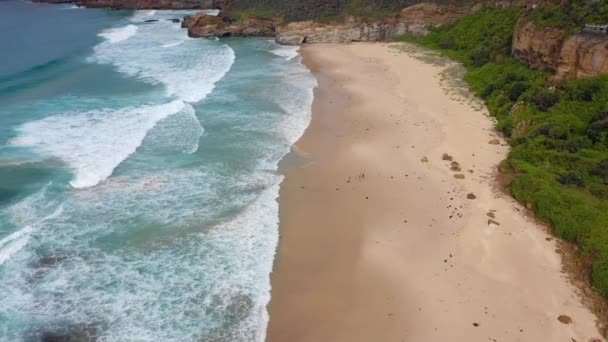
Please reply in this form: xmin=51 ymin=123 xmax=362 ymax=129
xmin=567 ymin=79 xmax=602 ymax=102
xmin=592 ymin=159 xmax=608 ymax=181
xmin=528 ymin=1 xmax=608 ymax=33
xmin=564 ymin=136 xmax=592 ymax=153
xmin=509 ymin=81 xmax=529 ymax=101
xmin=533 ymin=92 xmax=559 ymax=111
xmin=559 ymin=172 xmax=585 ymax=187
xmin=397 ymin=6 xmax=608 ymax=297
xmin=588 ymin=117 xmax=608 ymax=144
xmin=471 ymin=46 xmax=490 ymax=67
xmin=439 ymin=38 xmax=454 ymax=50
xmin=590 ymin=184 xmax=608 ymax=200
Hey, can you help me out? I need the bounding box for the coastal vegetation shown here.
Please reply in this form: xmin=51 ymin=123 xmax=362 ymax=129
xmin=398 ymin=6 xmax=608 ymax=297
xmin=228 ymin=0 xmax=474 ymax=21
xmin=527 ymin=1 xmax=608 ymax=32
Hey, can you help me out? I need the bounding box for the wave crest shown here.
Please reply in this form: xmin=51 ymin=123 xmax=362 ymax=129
xmin=98 ymin=25 xmax=138 ymax=44
xmin=11 ymin=101 xmax=191 ymax=188
xmin=90 ymin=21 xmax=235 ymax=102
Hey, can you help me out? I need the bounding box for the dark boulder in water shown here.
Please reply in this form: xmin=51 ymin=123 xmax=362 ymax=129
xmin=168 ymin=18 xmax=180 ymax=23
xmin=144 ymin=19 xmax=159 ymax=23
xmin=36 ymin=254 xmax=66 ymax=268
xmin=28 ymin=252 xmax=69 ymax=283
xmin=26 ymin=324 xmax=98 ymax=342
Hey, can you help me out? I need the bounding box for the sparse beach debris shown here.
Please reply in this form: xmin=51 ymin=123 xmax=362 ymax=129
xmin=487 ymin=219 xmax=500 ymax=227
xmin=557 ymin=315 xmax=572 ymax=324
xmin=488 ymin=139 xmax=500 ymax=145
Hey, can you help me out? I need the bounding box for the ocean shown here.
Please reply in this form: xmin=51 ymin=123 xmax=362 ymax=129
xmin=0 ymin=2 xmax=316 ymax=341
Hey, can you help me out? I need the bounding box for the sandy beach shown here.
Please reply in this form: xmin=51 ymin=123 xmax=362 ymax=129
xmin=266 ymin=43 xmax=602 ymax=341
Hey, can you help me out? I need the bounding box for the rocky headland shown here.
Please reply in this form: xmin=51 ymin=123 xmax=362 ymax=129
xmin=182 ymin=3 xmax=473 ymax=43
xmin=182 ymin=11 xmax=276 ymax=37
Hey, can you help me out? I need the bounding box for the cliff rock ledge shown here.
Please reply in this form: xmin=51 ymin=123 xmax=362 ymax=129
xmin=513 ymin=19 xmax=608 ymax=79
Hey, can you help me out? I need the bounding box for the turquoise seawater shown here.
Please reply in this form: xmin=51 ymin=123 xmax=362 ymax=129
xmin=0 ymin=2 xmax=316 ymax=341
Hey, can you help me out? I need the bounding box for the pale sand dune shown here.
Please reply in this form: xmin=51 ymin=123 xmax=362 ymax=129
xmin=266 ymin=43 xmax=602 ymax=342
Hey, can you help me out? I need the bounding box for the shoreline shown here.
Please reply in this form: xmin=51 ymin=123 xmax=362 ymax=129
xmin=266 ymin=42 xmax=602 ymax=341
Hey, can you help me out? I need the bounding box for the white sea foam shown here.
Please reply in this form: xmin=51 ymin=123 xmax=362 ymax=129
xmin=144 ymin=102 xmax=204 ymax=154
xmin=270 ymin=44 xmax=300 ymax=61
xmin=11 ymin=101 xmax=189 ymax=188
xmin=97 ymin=24 xmax=138 ymax=44
xmin=161 ymin=40 xmax=185 ymax=48
xmin=200 ymin=9 xmax=220 ymax=16
xmin=0 ymin=204 xmax=63 ymax=265
xmin=0 ymin=226 xmax=33 ymax=265
xmin=92 ymin=20 xmax=235 ymax=102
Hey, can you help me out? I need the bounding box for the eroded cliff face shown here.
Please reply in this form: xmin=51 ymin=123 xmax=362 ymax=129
xmin=558 ymin=33 xmax=608 ymax=79
xmin=275 ymin=3 xmax=470 ymax=44
xmin=275 ymin=20 xmax=404 ymax=45
xmin=512 ymin=19 xmax=566 ymax=70
xmin=513 ymin=19 xmax=608 ymax=79
xmin=399 ymin=2 xmax=470 ymax=35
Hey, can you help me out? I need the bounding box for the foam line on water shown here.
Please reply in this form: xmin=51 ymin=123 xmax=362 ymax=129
xmin=146 ymin=103 xmax=204 ymax=154
xmin=97 ymin=25 xmax=138 ymax=44
xmin=11 ymin=101 xmax=189 ymax=188
xmin=161 ymin=41 xmax=184 ymax=48
xmin=92 ymin=17 xmax=235 ymax=102
xmin=270 ymin=43 xmax=300 ymax=61
xmin=0 ymin=204 xmax=63 ymax=265
xmin=0 ymin=226 xmax=33 ymax=265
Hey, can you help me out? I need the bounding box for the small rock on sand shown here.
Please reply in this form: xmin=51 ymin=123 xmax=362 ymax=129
xmin=466 ymin=193 xmax=477 ymax=200
xmin=489 ymin=139 xmax=500 ymax=145
xmin=454 ymin=174 xmax=465 ymax=179
xmin=442 ymin=153 xmax=453 ymax=161
xmin=487 ymin=219 xmax=501 ymax=227
xmin=421 ymin=156 xmax=429 ymax=163
xmin=557 ymin=315 xmax=572 ymax=324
